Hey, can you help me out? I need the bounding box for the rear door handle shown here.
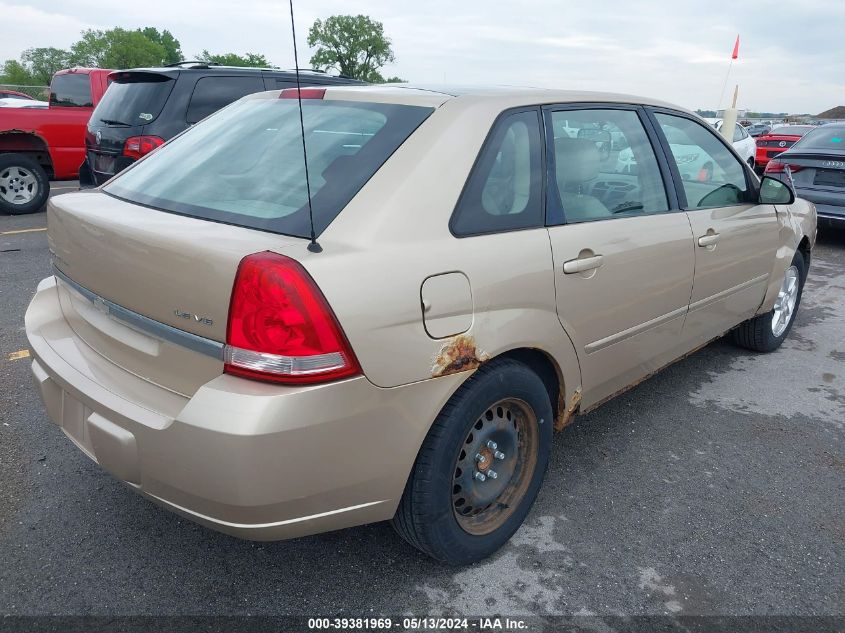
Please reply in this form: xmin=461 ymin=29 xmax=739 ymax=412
xmin=698 ymin=233 xmax=720 ymax=247
xmin=563 ymin=254 xmax=603 ymax=274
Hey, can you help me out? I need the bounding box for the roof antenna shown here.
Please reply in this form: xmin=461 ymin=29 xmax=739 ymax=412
xmin=288 ymin=0 xmax=322 ymax=253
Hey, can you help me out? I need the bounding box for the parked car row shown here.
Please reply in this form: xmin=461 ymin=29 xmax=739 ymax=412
xmin=0 ymin=63 xmax=362 ymax=214
xmin=26 ymin=83 xmax=816 ymax=564
xmin=765 ymin=122 xmax=845 ymax=229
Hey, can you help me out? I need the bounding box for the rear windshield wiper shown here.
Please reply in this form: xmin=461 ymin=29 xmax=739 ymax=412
xmin=99 ymin=118 xmax=132 ymax=127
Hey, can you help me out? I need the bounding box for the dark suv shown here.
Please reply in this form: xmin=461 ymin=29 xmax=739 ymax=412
xmin=80 ymin=62 xmax=363 ymax=187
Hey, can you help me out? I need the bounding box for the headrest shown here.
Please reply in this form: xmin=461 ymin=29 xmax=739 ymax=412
xmin=554 ymin=137 xmax=601 ymax=184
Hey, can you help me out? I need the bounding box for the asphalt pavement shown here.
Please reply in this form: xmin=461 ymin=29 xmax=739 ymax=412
xmin=0 ymin=185 xmax=843 ymax=618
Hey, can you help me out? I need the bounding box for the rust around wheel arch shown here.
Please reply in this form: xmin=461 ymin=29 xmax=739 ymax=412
xmin=555 ymin=387 xmax=582 ymax=431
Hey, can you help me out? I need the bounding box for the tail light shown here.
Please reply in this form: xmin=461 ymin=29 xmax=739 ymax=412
xmin=224 ymin=252 xmax=360 ymax=385
xmin=765 ymin=160 xmax=803 ymax=174
xmin=279 ymin=87 xmax=326 ymax=99
xmin=123 ymin=135 xmax=164 ymax=159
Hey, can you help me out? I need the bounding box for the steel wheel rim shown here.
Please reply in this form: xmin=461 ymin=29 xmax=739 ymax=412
xmin=451 ymin=398 xmax=539 ymax=536
xmin=0 ymin=166 xmax=38 ymax=205
xmin=772 ymin=265 xmax=799 ymax=337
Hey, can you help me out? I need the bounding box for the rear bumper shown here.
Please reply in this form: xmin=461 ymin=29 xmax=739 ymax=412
xmin=25 ymin=276 xmax=463 ymax=540
xmin=80 ymin=152 xmax=135 ymax=188
xmin=815 ymin=204 xmax=845 ymax=229
xmin=794 ymin=188 xmax=845 ymax=228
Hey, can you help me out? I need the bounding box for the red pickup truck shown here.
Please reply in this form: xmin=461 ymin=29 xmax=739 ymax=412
xmin=0 ymin=68 xmax=111 ymax=214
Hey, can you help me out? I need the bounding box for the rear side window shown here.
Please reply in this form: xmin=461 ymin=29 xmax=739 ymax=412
xmin=186 ymin=76 xmax=264 ymax=123
xmin=451 ymin=109 xmax=544 ymax=236
xmin=92 ymin=73 xmax=175 ymax=125
xmin=549 ymin=108 xmax=669 ymax=223
xmin=50 ymin=74 xmax=92 ymax=107
xmin=272 ymin=79 xmax=300 ymax=90
xmin=104 ymin=98 xmax=433 ymax=238
xmin=733 ymin=124 xmax=748 ymax=142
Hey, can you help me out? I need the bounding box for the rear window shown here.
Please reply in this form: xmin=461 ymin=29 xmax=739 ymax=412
xmin=793 ymin=126 xmax=845 ymax=151
xmin=104 ymin=97 xmax=433 ymax=238
xmin=50 ymin=73 xmax=92 ymax=107
xmin=769 ymin=126 xmax=811 ymax=136
xmin=92 ymin=73 xmax=175 ymax=125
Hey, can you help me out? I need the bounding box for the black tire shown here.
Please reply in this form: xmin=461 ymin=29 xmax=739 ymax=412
xmin=0 ymin=153 xmax=50 ymax=215
xmin=733 ymin=251 xmax=806 ymax=352
xmin=391 ymin=358 xmax=554 ymax=565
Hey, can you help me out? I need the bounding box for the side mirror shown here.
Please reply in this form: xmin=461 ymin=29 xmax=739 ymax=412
xmin=759 ymin=175 xmax=795 ymax=205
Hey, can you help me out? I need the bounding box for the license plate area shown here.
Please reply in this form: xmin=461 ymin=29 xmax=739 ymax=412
xmin=814 ymin=170 xmax=845 ymax=188
xmin=92 ymin=153 xmax=116 ymax=175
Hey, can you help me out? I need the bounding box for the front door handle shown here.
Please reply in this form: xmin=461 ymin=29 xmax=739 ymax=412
xmin=563 ymin=254 xmax=604 ymax=274
xmin=698 ymin=232 xmax=720 ymax=247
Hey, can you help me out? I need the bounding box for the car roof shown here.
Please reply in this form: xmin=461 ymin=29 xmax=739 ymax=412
xmin=254 ymin=83 xmax=696 ymax=114
xmin=108 ymin=65 xmax=360 ymax=82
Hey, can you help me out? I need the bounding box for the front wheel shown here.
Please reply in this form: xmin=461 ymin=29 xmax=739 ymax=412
xmin=391 ymin=359 xmax=553 ymax=565
xmin=733 ymin=251 xmax=806 ymax=352
xmin=0 ymin=153 xmax=50 ymax=215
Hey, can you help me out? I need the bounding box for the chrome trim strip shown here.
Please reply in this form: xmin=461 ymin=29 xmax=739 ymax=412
xmin=52 ymin=266 xmax=224 ymax=360
xmin=585 ymin=305 xmax=688 ymax=354
xmin=143 ymin=494 xmax=388 ymax=530
xmin=688 ymin=273 xmax=769 ymax=313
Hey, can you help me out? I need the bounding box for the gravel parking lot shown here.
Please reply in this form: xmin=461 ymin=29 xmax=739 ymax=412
xmin=1 ymin=185 xmax=843 ymax=618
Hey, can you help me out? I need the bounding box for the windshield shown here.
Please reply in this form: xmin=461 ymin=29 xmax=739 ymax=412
xmin=793 ymin=126 xmax=845 ymax=151
xmin=104 ymin=97 xmax=433 ymax=237
xmin=93 ymin=73 xmax=175 ymax=125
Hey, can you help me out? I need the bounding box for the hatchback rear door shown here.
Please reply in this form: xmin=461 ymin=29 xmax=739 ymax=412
xmin=86 ymin=71 xmax=177 ymax=183
xmin=544 ymin=105 xmax=695 ymax=407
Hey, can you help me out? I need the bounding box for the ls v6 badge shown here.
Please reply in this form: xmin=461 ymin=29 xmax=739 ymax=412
xmin=174 ymin=309 xmax=213 ymax=326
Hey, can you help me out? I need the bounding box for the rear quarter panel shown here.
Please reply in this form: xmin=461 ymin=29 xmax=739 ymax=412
xmin=303 ymin=97 xmax=582 ymax=406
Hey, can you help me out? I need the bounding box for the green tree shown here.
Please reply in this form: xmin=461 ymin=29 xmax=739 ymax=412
xmin=20 ymin=47 xmax=71 ymax=84
xmin=197 ymin=50 xmax=272 ymax=67
xmin=381 ymin=76 xmax=406 ymax=83
xmin=0 ymin=59 xmax=36 ymax=85
xmin=138 ymin=27 xmax=183 ymax=65
xmin=69 ymin=28 xmax=167 ymax=69
xmin=307 ymin=15 xmax=396 ymax=82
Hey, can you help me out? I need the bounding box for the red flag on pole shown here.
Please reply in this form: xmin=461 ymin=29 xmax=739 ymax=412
xmin=731 ymin=35 xmax=740 ymax=59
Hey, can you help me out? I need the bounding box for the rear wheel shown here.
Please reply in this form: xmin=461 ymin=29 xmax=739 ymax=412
xmin=733 ymin=251 xmax=805 ymax=352
xmin=392 ymin=359 xmax=553 ymax=564
xmin=0 ymin=153 xmax=49 ymax=215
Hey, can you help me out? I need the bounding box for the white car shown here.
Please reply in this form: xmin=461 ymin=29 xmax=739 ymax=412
xmin=713 ymin=120 xmax=757 ymax=168
xmin=617 ymin=119 xmax=757 ymax=173
xmin=0 ymin=97 xmax=49 ymax=108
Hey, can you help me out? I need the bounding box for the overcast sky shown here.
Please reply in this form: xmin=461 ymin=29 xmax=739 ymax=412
xmin=2 ymin=0 xmax=843 ymax=113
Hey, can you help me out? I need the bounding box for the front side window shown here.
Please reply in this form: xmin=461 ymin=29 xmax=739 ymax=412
xmin=550 ymin=108 xmax=669 ymax=223
xmin=186 ymin=76 xmax=264 ymax=123
xmin=655 ymin=113 xmax=750 ymax=209
xmin=104 ymin=98 xmax=433 ymax=238
xmin=49 ymin=73 xmax=92 ymax=107
xmin=451 ymin=109 xmax=544 ymax=236
xmin=733 ymin=124 xmax=748 ymax=142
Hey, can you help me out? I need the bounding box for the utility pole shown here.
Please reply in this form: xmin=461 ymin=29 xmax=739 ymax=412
xmin=721 ymin=84 xmax=739 ymax=142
